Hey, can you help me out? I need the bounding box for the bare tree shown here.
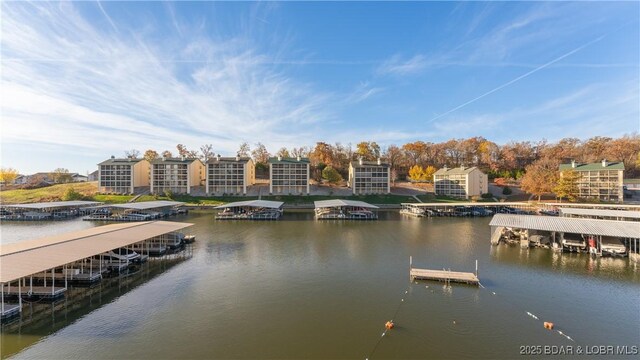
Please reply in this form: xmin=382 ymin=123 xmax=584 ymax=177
xmin=200 ymin=144 xmax=214 ymax=162
xmin=238 ymin=142 xmax=251 ymax=157
xmin=124 ymin=149 xmax=140 ymax=159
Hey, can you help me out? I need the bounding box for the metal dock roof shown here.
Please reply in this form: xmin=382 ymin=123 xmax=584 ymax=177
xmin=3 ymin=201 xmax=102 ymax=209
xmin=489 ymin=214 xmax=640 ymax=238
xmin=108 ymin=201 xmax=185 ymax=210
xmin=214 ymin=200 xmax=284 ymax=209
xmin=559 ymin=208 xmax=640 ymax=219
xmin=314 ymin=199 xmax=379 ymax=209
xmin=401 ymin=202 xmax=528 ymax=207
xmin=0 ymin=221 xmax=193 ymax=283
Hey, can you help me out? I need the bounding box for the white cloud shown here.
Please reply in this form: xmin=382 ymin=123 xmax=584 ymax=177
xmin=376 ymin=54 xmax=427 ymax=76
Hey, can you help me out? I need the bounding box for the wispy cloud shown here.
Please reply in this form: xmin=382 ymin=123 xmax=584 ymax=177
xmin=377 ymin=54 xmax=427 ymax=76
xmin=0 ymin=2 xmax=329 ymax=158
xmin=345 ymin=82 xmax=383 ymax=103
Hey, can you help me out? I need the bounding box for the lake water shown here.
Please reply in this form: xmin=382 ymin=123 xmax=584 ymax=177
xmin=1 ymin=211 xmax=639 ymax=359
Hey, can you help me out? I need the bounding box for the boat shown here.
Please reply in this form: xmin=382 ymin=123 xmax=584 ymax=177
xmin=561 ymin=233 xmax=586 ymax=252
xmin=600 ymin=237 xmax=627 ymax=257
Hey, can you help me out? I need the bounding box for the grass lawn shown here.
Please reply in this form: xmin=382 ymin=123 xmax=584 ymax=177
xmin=415 ymin=194 xmax=467 ymax=203
xmin=0 ymin=182 xmax=99 ymax=204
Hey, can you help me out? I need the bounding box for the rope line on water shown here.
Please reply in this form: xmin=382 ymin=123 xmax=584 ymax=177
xmin=365 ymin=285 xmax=412 ymax=360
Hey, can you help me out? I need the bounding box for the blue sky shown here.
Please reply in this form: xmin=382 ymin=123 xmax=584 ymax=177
xmin=1 ymin=1 xmax=639 ymax=174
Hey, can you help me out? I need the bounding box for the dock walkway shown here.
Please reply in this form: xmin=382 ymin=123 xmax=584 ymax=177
xmin=410 ymin=268 xmax=479 ymax=285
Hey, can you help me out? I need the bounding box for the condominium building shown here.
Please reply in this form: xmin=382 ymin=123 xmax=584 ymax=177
xmin=150 ymin=157 xmax=205 ymax=195
xmin=434 ymin=166 xmax=488 ymax=199
xmin=559 ymin=160 xmax=624 ymax=202
xmin=348 ymin=158 xmax=390 ymax=194
xmin=269 ymin=156 xmax=310 ymax=195
xmin=206 ymin=155 xmax=255 ymax=195
xmin=98 ymin=157 xmax=150 ymax=194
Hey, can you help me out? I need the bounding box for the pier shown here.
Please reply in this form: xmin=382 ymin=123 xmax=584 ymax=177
xmin=409 ymin=257 xmax=479 ymax=285
xmin=400 ymin=202 xmax=534 ymax=217
xmin=314 ymin=199 xmax=378 ymax=220
xmin=83 ymin=200 xmax=187 ymax=221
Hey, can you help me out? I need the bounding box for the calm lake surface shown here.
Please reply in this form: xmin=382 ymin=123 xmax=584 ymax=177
xmin=1 ymin=211 xmax=639 ymax=359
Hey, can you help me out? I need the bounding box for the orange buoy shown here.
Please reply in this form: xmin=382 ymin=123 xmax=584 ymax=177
xmin=385 ymin=321 xmax=394 ymax=330
xmin=544 ymin=322 xmax=554 ymax=330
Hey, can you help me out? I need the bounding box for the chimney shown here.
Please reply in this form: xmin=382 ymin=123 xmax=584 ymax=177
xmin=377 ymin=157 xmax=381 ymax=165
xmin=571 ymin=160 xmax=576 ymax=168
xmin=217 ymin=154 xmax=221 ymax=161
xmin=602 ymin=159 xmax=607 ymax=168
xmin=235 ymin=154 xmax=239 ymax=161
xmin=277 ymin=155 xmax=282 ymax=161
xmin=181 ymin=156 xmax=185 ymax=161
xmin=297 ymin=155 xmax=301 ymax=161
xmin=359 ymin=157 xmax=363 ymax=166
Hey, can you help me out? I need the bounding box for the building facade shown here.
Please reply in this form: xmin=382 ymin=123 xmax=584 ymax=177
xmin=151 ymin=157 xmax=205 ymax=195
xmin=269 ymin=156 xmax=310 ymax=195
xmin=98 ymin=157 xmax=150 ymax=194
xmin=559 ymin=160 xmax=624 ymax=202
xmin=206 ymin=156 xmax=255 ymax=195
xmin=433 ymin=166 xmax=488 ymax=199
xmin=348 ymin=158 xmax=390 ymax=194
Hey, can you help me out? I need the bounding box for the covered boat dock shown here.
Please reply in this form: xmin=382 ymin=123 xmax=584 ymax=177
xmin=1 ymin=201 xmax=102 ymax=221
xmin=0 ymin=221 xmax=193 ymax=319
xmin=400 ymin=202 xmax=534 ymax=217
xmin=215 ymin=200 xmax=284 ymax=220
xmin=559 ymin=208 xmax=640 ymax=222
xmin=84 ymin=200 xmax=186 ymax=221
xmin=314 ymin=199 xmax=378 ymax=220
xmin=489 ymin=214 xmax=640 ymax=257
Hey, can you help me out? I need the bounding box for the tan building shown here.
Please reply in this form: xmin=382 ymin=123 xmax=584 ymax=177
xmin=269 ymin=156 xmax=310 ymax=195
xmin=206 ymin=155 xmax=255 ymax=195
xmin=151 ymin=157 xmax=204 ymax=195
xmin=348 ymin=158 xmax=390 ymax=194
xmin=434 ymin=166 xmax=488 ymax=199
xmin=559 ymin=160 xmax=624 ymax=202
xmin=98 ymin=156 xmax=150 ymax=194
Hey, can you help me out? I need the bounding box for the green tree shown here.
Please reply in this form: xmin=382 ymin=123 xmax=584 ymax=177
xmin=554 ymin=170 xmax=580 ymax=202
xmin=0 ymin=167 xmax=19 ymax=184
xmin=322 ymin=166 xmax=343 ymax=184
xmin=62 ymin=187 xmax=85 ymax=201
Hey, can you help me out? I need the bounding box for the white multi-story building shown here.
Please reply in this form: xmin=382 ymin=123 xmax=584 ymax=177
xmin=434 ymin=166 xmax=488 ymax=199
xmin=151 ymin=157 xmax=204 ymax=195
xmin=348 ymin=158 xmax=390 ymax=194
xmin=559 ymin=160 xmax=624 ymax=202
xmin=98 ymin=156 xmax=150 ymax=194
xmin=206 ymin=155 xmax=255 ymax=195
xmin=269 ymin=156 xmax=310 ymax=195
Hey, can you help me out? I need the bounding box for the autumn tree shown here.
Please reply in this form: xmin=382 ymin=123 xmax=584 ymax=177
xmin=124 ymin=149 xmax=140 ymax=159
xmin=311 ymin=142 xmax=335 ymax=167
xmin=0 ymin=167 xmax=19 ymax=184
xmin=355 ymin=141 xmax=380 ymax=161
xmin=554 ymin=170 xmax=581 ymax=202
xmin=423 ymin=166 xmax=437 ymax=182
xmin=322 ymin=166 xmax=343 ymax=184
xmin=384 ymin=145 xmax=404 ymax=183
xmin=251 ymin=142 xmax=270 ymax=164
xmin=402 ymin=141 xmax=428 ymax=166
xmin=200 ymin=144 xmax=214 ymax=162
xmin=176 ymin=144 xmax=189 ymax=157
xmin=276 ymin=147 xmax=290 ymax=158
xmin=143 ymin=149 xmax=159 ymax=163
xmin=238 ymin=142 xmax=251 ymax=157
xmin=51 ymin=168 xmax=73 ymax=183
xmin=520 ymin=157 xmax=560 ymax=201
xmin=605 ymin=134 xmax=640 ymax=176
xmin=408 ymin=165 xmax=437 ymax=182
xmin=291 ymin=147 xmax=309 ymax=159
xmin=161 ymin=150 xmax=173 ymax=158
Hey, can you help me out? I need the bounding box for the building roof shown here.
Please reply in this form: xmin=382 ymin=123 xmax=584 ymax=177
xmin=151 ymin=157 xmax=202 ymax=165
xmin=268 ymin=157 xmax=310 ymax=164
xmin=0 ymin=221 xmax=193 ymax=283
xmin=350 ymin=160 xmax=390 ymax=168
xmin=559 ymin=161 xmax=625 ymax=171
xmin=434 ymin=166 xmax=483 ymax=175
xmin=314 ymin=199 xmax=379 ymax=209
xmin=4 ymin=201 xmax=102 ymax=209
xmin=207 ymin=156 xmax=252 ymax=164
xmin=214 ymin=200 xmax=284 ymax=209
xmin=559 ymin=207 xmax=640 ymax=219
xmin=542 ymin=202 xmax=640 ymax=210
xmin=98 ymin=157 xmax=147 ymax=165
xmin=489 ymin=214 xmax=640 ymax=238
xmin=108 ymin=201 xmax=185 ymax=210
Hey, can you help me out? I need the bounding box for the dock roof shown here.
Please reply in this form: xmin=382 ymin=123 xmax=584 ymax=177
xmin=314 ymin=199 xmax=379 ymax=209
xmin=4 ymin=201 xmax=102 ymax=209
xmin=108 ymin=201 xmax=184 ymax=210
xmin=559 ymin=208 xmax=640 ymax=219
xmin=0 ymin=221 xmax=193 ymax=283
xmin=214 ymin=200 xmax=284 ymax=209
xmin=489 ymin=214 xmax=640 ymax=238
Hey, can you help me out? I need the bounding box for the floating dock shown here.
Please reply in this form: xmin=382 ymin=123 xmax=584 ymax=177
xmin=1 ymin=201 xmax=103 ymax=221
xmin=409 ymin=257 xmax=479 ymax=285
xmin=314 ymin=199 xmax=378 ymax=220
xmin=214 ymin=200 xmax=284 ymax=220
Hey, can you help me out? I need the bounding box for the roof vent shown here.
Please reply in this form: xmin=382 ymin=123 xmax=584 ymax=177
xmin=181 ymin=156 xmax=185 ymax=161
xmin=297 ymin=155 xmax=301 ymax=161
xmin=359 ymin=157 xmax=363 ymax=166
xmin=377 ymin=157 xmax=381 ymax=165
xmin=278 ymin=155 xmax=282 ymax=161
xmin=602 ymin=159 xmax=608 ymax=167
xmin=235 ymin=154 xmax=240 ymax=161
xmin=217 ymin=154 xmax=221 ymax=161
xmin=571 ymin=160 xmax=576 ymax=168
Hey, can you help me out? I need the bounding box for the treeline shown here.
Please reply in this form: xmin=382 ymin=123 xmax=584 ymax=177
xmin=133 ymin=134 xmax=640 ymax=180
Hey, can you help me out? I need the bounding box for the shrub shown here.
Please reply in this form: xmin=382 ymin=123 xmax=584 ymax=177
xmin=62 ymin=187 xmax=85 ymax=201
xmin=502 ymin=186 xmax=512 ymax=195
xmin=481 ymin=192 xmax=493 ymax=199
xmin=164 ymin=189 xmax=173 ymax=199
